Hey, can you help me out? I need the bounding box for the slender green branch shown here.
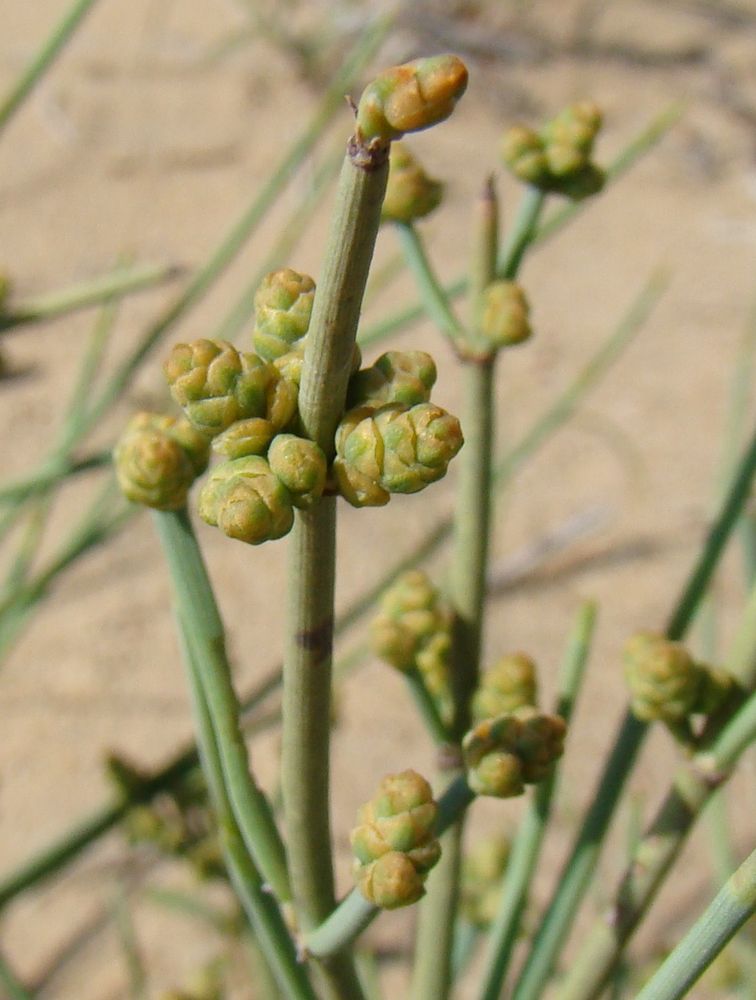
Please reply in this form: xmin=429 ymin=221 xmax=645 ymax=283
xmin=177 ymin=626 xmax=316 ymax=1000
xmin=498 ymin=187 xmax=546 ymax=280
xmin=281 ymin=133 xmax=389 ymax=1000
xmin=511 ymin=425 xmax=756 ymax=1000
xmin=404 ymin=667 xmax=451 ymax=744
xmin=152 ymin=509 xmax=290 ymax=902
xmin=478 ymin=601 xmax=597 ymax=1000
xmin=0 ymin=262 xmax=180 ymax=333
xmin=0 ymin=0 xmax=101 ymax=133
xmin=555 ymin=689 xmax=756 ymax=1000
xmin=634 ymin=849 xmax=756 ymax=1000
xmin=394 ymin=223 xmax=469 ymax=351
xmin=0 ymin=952 xmax=32 ymax=1000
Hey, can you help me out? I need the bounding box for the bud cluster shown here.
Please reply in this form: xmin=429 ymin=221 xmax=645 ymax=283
xmin=335 ymin=351 xmax=463 ymax=507
xmin=462 ymin=706 xmax=566 ymax=798
xmin=371 ymin=570 xmax=454 ymax=723
xmin=623 ymin=632 xmax=736 ymax=733
xmin=350 ymin=770 xmax=441 ymax=909
xmin=500 ymin=101 xmax=605 ymax=199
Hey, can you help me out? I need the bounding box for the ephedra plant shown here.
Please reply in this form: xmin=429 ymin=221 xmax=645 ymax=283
xmin=8 ymin=49 xmax=754 ymax=1000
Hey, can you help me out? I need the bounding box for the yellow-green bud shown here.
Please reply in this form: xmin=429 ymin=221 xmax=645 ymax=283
xmin=347 ymin=350 xmax=437 ymax=409
xmin=461 ymin=834 xmax=511 ymax=927
xmin=479 ymin=281 xmax=532 ymax=349
xmin=415 ymin=629 xmax=453 ymax=724
xmin=252 ymin=268 xmax=316 ymax=361
xmin=267 ymin=433 xmax=327 ymax=509
xmin=623 ymin=632 xmax=702 ymax=723
xmin=556 ymin=163 xmax=605 ymax=200
xmin=114 ymin=412 xmax=210 ymax=511
xmin=472 ymin=652 xmax=538 ymax=722
xmin=381 ymin=142 xmax=443 ymax=223
xmin=371 ymin=570 xmax=450 ymax=670
xmin=198 ymin=456 xmax=294 ymax=545
xmin=351 ymin=770 xmax=441 ymax=909
xmin=164 ymin=339 xmax=297 ymax=438
xmin=212 ymin=418 xmax=276 ymax=459
xmin=356 ymin=55 xmax=468 ymax=143
xmin=541 ymin=101 xmax=602 ymax=158
xmin=463 ymin=707 xmax=566 ymax=798
xmin=334 ymin=402 xmax=463 ymax=507
xmin=500 ymin=125 xmax=551 ymax=186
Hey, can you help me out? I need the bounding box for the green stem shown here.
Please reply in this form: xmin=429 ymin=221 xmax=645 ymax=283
xmin=0 ymin=952 xmax=32 ymax=1000
xmin=498 ymin=187 xmax=546 ymax=279
xmin=404 ymin=667 xmax=451 ymax=744
xmin=0 ymin=0 xmax=101 ymax=132
xmin=555 ymin=690 xmax=756 ymax=1000
xmin=634 ymin=849 xmax=756 ymax=1000
xmin=177 ymin=624 xmax=316 ymax=1000
xmin=477 ymin=601 xmax=597 ymax=1000
xmin=409 ymin=793 xmax=464 ymax=1000
xmin=511 ymin=425 xmax=756 ymax=1000
xmin=358 ymin=106 xmax=680 ymax=349
xmin=0 ymin=262 xmax=179 ymax=333
xmin=281 ymin=134 xmax=389 ymax=1000
xmin=0 ymin=273 xmax=664 ymax=903
xmin=394 ymin=223 xmax=468 ymax=351
xmin=152 ymin=509 xmax=290 ymax=902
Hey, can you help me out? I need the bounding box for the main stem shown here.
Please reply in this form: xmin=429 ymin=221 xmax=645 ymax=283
xmin=281 ymin=138 xmax=388 ymax=1000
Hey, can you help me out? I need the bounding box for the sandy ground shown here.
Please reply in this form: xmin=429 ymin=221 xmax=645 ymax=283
xmin=1 ymin=1 xmax=755 ymax=997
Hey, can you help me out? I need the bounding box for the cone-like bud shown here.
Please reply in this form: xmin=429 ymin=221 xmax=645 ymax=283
xmin=164 ymin=339 xmax=297 ymax=438
xmin=356 ymin=55 xmax=468 ymax=143
xmin=252 ymin=268 xmax=316 ymax=361
xmin=500 ymin=101 xmax=604 ymax=200
xmin=347 ymin=350 xmax=437 ymax=409
xmin=371 ymin=570 xmax=451 ymax=670
xmin=351 ymin=770 xmax=441 ymax=909
xmin=334 ymin=402 xmax=463 ymax=507
xmin=415 ymin=629 xmax=454 ymax=724
xmin=463 ymin=707 xmax=566 ymax=798
xmin=212 ymin=418 xmax=276 ymax=459
xmin=623 ymin=632 xmax=702 ymax=723
xmin=267 ymin=433 xmax=327 ymax=509
xmin=114 ymin=412 xmax=210 ymax=510
xmin=479 ymin=281 xmax=532 ymax=349
xmin=198 ymin=456 xmax=294 ymax=545
xmin=472 ymin=652 xmax=538 ymax=722
xmin=382 ymin=142 xmax=443 ymax=223
xmin=461 ymin=834 xmax=511 ymax=927
xmin=499 ymin=125 xmax=551 ymax=186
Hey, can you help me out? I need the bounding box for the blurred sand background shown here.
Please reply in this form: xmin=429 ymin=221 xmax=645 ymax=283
xmin=1 ymin=1 xmax=755 ymax=997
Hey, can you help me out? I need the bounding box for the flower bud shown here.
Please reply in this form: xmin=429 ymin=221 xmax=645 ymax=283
xmin=347 ymin=350 xmax=437 ymax=409
xmin=114 ymin=412 xmax=210 ymax=510
xmin=267 ymin=433 xmax=327 ymax=509
xmin=252 ymin=268 xmax=316 ymax=361
xmin=472 ymin=652 xmax=538 ymax=722
xmin=198 ymin=456 xmax=294 ymax=545
xmin=381 ymin=142 xmax=443 ymax=223
xmin=623 ymin=632 xmax=702 ymax=723
xmin=356 ymin=55 xmax=468 ymax=143
xmin=334 ymin=402 xmax=463 ymax=507
xmin=461 ymin=835 xmax=511 ymax=927
xmin=463 ymin=707 xmax=566 ymax=798
xmin=212 ymin=418 xmax=276 ymax=459
xmin=499 ymin=125 xmax=551 ymax=186
xmin=479 ymin=281 xmax=532 ymax=349
xmin=371 ymin=569 xmax=451 ymax=670
xmin=351 ymin=770 xmax=441 ymax=909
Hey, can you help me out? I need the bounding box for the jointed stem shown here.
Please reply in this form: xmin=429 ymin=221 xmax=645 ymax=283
xmin=478 ymin=601 xmax=597 ymax=1000
xmin=634 ymin=848 xmax=756 ymax=1000
xmin=511 ymin=426 xmax=756 ymax=1000
xmin=152 ymin=510 xmax=290 ymax=903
